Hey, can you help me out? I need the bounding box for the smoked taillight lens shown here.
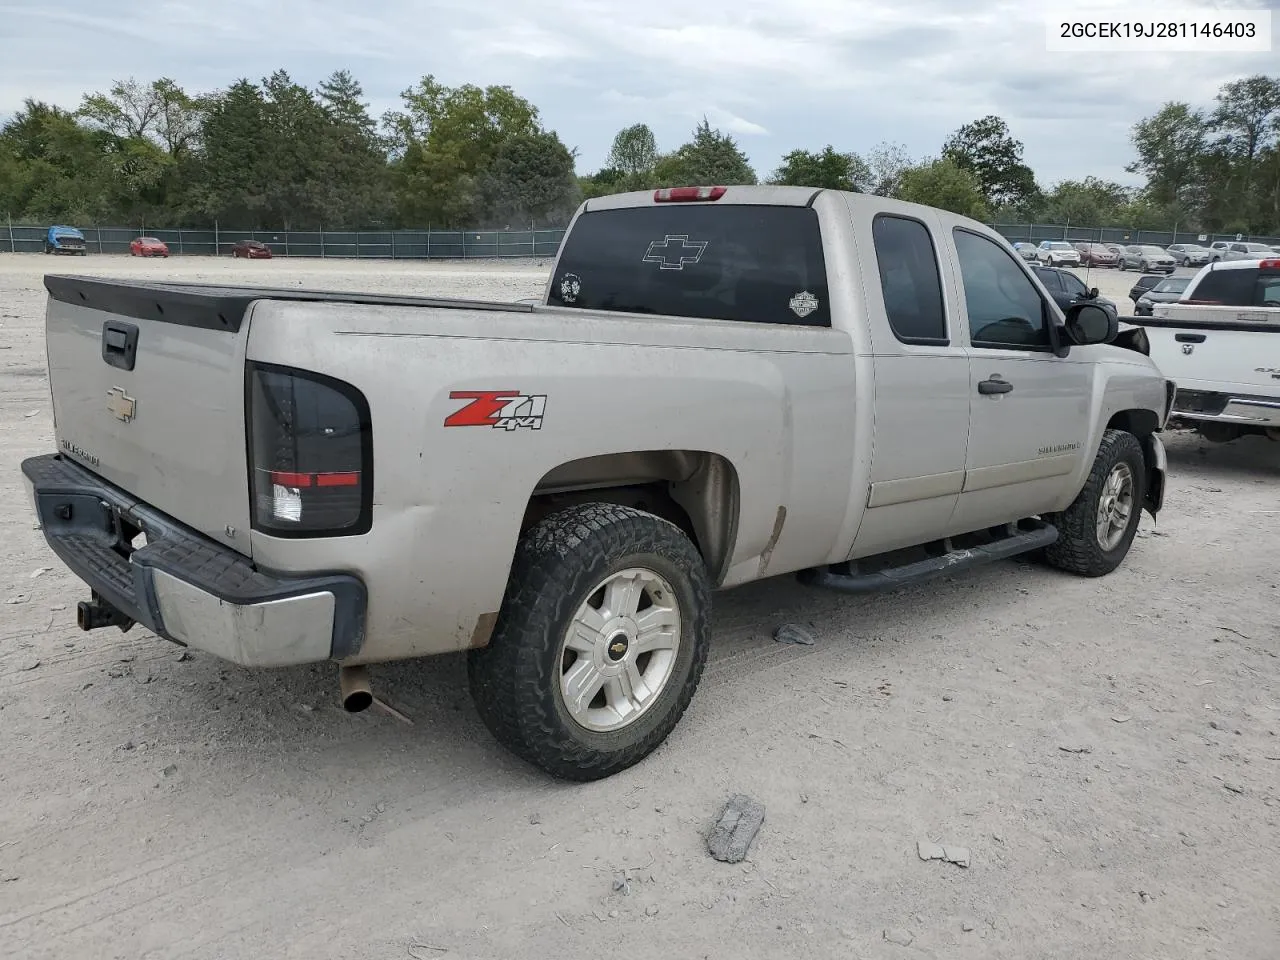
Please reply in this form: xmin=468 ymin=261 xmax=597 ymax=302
xmin=247 ymin=363 xmax=372 ymax=536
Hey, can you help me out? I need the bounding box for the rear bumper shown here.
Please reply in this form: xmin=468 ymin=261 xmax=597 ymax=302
xmin=1171 ymin=390 xmax=1280 ymax=427
xmin=21 ymin=454 xmax=366 ymax=667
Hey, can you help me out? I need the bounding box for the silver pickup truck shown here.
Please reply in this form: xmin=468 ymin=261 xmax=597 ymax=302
xmin=22 ymin=185 xmax=1174 ymax=780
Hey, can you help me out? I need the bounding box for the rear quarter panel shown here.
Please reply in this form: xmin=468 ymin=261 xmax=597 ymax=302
xmin=244 ymin=300 xmax=857 ymax=663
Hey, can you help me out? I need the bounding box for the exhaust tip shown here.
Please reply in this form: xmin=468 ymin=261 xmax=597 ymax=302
xmin=338 ymin=665 xmax=372 ymax=713
xmin=343 ymin=690 xmax=373 ymax=713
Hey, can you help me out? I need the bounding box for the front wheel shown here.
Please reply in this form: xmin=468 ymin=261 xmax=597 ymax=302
xmin=1042 ymin=430 xmax=1146 ymax=577
xmin=468 ymin=502 xmax=712 ymax=781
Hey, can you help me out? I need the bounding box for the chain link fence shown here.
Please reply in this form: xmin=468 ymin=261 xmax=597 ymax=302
xmin=989 ymin=223 xmax=1280 ymax=247
xmin=4 ymin=218 xmax=1277 ymax=258
xmin=0 ymin=221 xmax=567 ymax=259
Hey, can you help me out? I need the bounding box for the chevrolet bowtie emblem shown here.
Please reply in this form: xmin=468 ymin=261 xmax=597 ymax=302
xmin=106 ymin=386 xmax=136 ymax=422
xmin=610 ymin=642 xmax=626 ymax=656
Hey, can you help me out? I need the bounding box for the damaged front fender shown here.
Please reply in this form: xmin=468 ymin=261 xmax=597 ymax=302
xmin=1143 ymin=433 xmax=1167 ymax=518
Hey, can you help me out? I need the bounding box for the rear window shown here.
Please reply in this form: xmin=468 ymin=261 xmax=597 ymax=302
xmin=1191 ymin=266 xmax=1280 ymax=306
xmin=548 ymin=205 xmax=831 ymax=326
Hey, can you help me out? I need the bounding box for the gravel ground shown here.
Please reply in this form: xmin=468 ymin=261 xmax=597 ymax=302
xmin=1 ymin=254 xmax=1277 ymax=960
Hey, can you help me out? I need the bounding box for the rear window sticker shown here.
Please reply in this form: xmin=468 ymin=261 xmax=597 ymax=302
xmin=559 ymin=273 xmax=582 ymax=303
xmin=789 ymin=291 xmax=819 ymax=318
xmin=643 ymin=235 xmax=708 ymax=271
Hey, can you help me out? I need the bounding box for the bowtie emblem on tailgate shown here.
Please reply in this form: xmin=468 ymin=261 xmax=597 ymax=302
xmin=105 ymin=386 xmax=136 ymax=422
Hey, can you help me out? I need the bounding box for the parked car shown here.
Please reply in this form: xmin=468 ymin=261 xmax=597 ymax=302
xmin=1223 ymin=241 xmax=1275 ymax=262
xmin=1127 ymin=274 xmax=1165 ymax=305
xmin=231 ymin=239 xmax=272 ymax=259
xmin=44 ymin=225 xmax=87 ymax=255
xmin=130 ymin=236 xmax=170 ymax=258
xmin=1074 ymin=242 xmax=1118 ymax=267
xmin=1037 ymin=240 xmax=1081 ymax=267
xmin=1136 ymin=257 xmax=1280 ymax=443
xmin=1208 ymin=241 xmax=1232 ymax=261
xmin=1118 ymin=245 xmax=1176 ymax=273
xmin=21 ymin=185 xmax=1172 ymax=781
xmin=1032 ymin=265 xmax=1119 ymax=318
xmin=1012 ymin=241 xmax=1040 ymax=262
xmin=1166 ymin=243 xmax=1211 ymax=267
xmin=1133 ymin=276 xmax=1191 ymax=316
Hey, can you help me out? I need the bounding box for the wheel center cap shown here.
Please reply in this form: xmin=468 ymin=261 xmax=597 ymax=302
xmin=606 ymin=633 xmax=630 ymax=662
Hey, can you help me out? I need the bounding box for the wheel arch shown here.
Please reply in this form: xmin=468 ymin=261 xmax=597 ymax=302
xmin=521 ymin=450 xmax=741 ymax=587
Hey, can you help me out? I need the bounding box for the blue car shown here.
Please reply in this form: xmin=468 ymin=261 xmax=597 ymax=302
xmin=45 ymin=226 xmax=87 ymax=255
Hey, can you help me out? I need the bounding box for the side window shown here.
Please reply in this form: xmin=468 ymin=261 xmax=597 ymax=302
xmin=1231 ymin=244 xmax=1247 ymax=253
xmin=1060 ymin=273 xmax=1087 ymax=297
xmin=953 ymin=229 xmax=1051 ymax=350
xmin=1034 ymin=268 xmax=1062 ymax=291
xmin=871 ymin=215 xmax=948 ymax=344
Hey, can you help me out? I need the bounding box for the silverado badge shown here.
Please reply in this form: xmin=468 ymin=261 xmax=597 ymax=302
xmin=106 ymin=386 xmax=136 ymax=423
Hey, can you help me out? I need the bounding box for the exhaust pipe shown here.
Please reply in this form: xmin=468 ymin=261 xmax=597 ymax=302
xmin=77 ymin=593 xmax=135 ymax=632
xmin=339 ymin=665 xmax=373 ymax=713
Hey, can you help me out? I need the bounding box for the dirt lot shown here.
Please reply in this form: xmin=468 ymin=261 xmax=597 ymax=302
xmin=1 ymin=254 xmax=1277 ymax=960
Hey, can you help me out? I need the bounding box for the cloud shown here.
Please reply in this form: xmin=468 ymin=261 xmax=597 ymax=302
xmin=0 ymin=0 xmax=1274 ymax=188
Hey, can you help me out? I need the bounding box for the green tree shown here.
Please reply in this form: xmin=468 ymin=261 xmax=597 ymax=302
xmin=479 ymin=131 xmax=579 ymax=226
xmin=1127 ymin=102 xmax=1206 ymax=208
xmin=941 ymin=116 xmax=1038 ymax=208
xmin=654 ymin=119 xmax=756 ymax=187
xmin=864 ymin=141 xmax=913 ymax=197
xmin=606 ymin=123 xmax=658 ymax=187
xmin=314 ymin=70 xmax=391 ymax=226
xmin=385 ymin=76 xmax=543 ymax=226
xmin=897 ymin=157 xmax=988 ymax=218
xmin=1038 ymin=177 xmax=1132 ymax=226
xmin=768 ymin=145 xmax=870 ymax=190
xmin=198 ymin=79 xmax=268 ymax=225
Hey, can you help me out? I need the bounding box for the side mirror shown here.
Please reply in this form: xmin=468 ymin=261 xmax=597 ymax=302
xmin=1088 ymin=287 xmax=1099 ymax=298
xmin=1064 ymin=302 xmax=1118 ymax=346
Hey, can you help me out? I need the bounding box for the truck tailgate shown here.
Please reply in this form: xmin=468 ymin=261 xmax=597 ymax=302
xmin=43 ymin=276 xmax=254 ymax=554
xmin=1139 ymin=318 xmax=1280 ymax=395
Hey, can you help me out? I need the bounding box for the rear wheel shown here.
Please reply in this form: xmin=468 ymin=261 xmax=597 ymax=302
xmin=1042 ymin=430 xmax=1146 ymax=577
xmin=468 ymin=502 xmax=712 ymax=781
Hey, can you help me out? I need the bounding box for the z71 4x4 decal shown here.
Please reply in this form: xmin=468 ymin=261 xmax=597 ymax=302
xmin=444 ymin=391 xmax=547 ymax=431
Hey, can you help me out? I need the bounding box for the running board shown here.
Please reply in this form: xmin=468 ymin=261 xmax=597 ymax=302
xmin=797 ymin=519 xmax=1059 ymax=594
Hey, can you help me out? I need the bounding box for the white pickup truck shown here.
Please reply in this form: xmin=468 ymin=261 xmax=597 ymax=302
xmin=22 ymin=185 xmax=1173 ymax=780
xmin=1134 ymin=257 xmax=1280 ymax=442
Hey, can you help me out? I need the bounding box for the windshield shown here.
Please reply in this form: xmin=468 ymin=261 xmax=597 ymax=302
xmin=1138 ymin=246 xmax=1166 ymax=253
xmin=1152 ymin=278 xmax=1190 ymax=293
xmin=1046 ymin=242 xmax=1072 ymax=250
xmin=1244 ymin=243 xmax=1271 ymax=252
xmin=139 ymin=237 xmax=161 ymax=243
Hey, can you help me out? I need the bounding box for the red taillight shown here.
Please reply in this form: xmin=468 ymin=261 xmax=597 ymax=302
xmin=1261 ymin=259 xmax=1280 ymax=269
xmin=268 ymin=470 xmax=361 ymax=488
xmin=654 ymin=186 xmax=726 ymax=202
xmin=249 ymin=363 xmax=372 ymax=537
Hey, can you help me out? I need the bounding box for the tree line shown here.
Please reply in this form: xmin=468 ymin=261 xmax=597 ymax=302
xmin=2 ymin=71 xmax=1277 ymax=234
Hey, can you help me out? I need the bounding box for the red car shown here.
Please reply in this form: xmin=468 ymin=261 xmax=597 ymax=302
xmin=1073 ymin=242 xmax=1118 ymax=267
xmin=130 ymin=236 xmax=170 ymax=257
xmin=231 ymin=240 xmax=272 ymax=259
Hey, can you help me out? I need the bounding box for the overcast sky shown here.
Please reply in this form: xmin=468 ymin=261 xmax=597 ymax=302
xmin=1 ymin=0 xmax=1276 ymax=187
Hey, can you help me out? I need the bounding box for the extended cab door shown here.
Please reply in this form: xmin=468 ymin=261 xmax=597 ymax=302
xmin=945 ymin=227 xmax=1094 ymax=532
xmin=842 ymin=199 xmax=972 ymax=558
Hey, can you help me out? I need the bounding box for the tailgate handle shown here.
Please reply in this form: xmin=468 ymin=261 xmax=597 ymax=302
xmin=1174 ymin=333 xmax=1206 ymax=343
xmin=101 ymin=321 xmax=139 ymax=371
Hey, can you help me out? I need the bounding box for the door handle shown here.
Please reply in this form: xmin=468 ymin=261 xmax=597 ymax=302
xmin=1174 ymin=333 xmax=1206 ymax=343
xmin=978 ymin=378 xmax=1013 ymax=395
